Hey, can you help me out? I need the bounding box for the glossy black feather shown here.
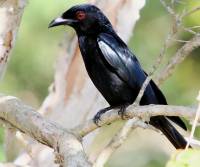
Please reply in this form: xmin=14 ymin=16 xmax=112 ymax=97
xmin=49 ymin=4 xmax=188 ymax=149
xmin=78 ymin=31 xmax=187 ymax=149
xmin=98 ymin=32 xmax=187 ymax=130
xmin=148 ymin=79 xmax=187 ymax=130
xmin=97 ymin=33 xmax=146 ymax=89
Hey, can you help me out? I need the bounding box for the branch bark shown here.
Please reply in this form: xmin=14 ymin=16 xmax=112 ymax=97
xmin=0 ymin=0 xmax=27 ymax=79
xmin=74 ymin=104 xmax=195 ymax=138
xmin=0 ymin=95 xmax=196 ymax=167
xmin=0 ymin=96 xmax=91 ymax=167
xmin=0 ymin=0 xmax=28 ymax=161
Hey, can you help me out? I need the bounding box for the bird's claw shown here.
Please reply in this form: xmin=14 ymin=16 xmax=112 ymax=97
xmin=93 ymin=112 xmax=102 ymax=127
xmin=118 ymin=110 xmax=126 ymax=120
xmin=118 ymin=105 xmax=128 ymax=120
xmin=93 ymin=105 xmax=128 ymax=126
xmin=93 ymin=107 xmax=112 ymax=126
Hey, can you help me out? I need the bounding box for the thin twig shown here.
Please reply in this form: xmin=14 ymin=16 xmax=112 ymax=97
xmin=185 ymin=91 xmax=200 ymax=149
xmin=173 ymin=39 xmax=190 ymax=43
xmin=134 ymin=27 xmax=176 ymax=105
xmin=93 ymin=118 xmax=159 ymax=167
xmin=94 ymin=118 xmax=139 ymax=167
xmin=182 ymin=26 xmax=198 ymax=35
xmin=187 ymin=25 xmax=200 ymax=29
xmin=156 ymin=33 xmax=200 ymax=85
xmin=181 ymin=5 xmax=200 ymax=18
xmin=160 ymin=0 xmax=175 ymax=16
xmin=185 ymin=138 xmax=200 ymax=147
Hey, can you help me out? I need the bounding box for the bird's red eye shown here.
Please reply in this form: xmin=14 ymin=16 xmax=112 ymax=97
xmin=76 ymin=11 xmax=86 ymax=20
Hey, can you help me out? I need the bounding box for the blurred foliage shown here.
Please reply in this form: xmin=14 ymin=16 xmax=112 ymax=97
xmin=0 ymin=0 xmax=86 ymax=107
xmin=0 ymin=0 xmax=200 ymax=166
xmin=0 ymin=128 xmax=4 ymax=161
xmin=166 ymin=149 xmax=200 ymax=167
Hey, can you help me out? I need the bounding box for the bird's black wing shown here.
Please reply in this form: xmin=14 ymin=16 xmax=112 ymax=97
xmin=149 ymin=79 xmax=187 ymax=130
xmin=142 ymin=71 xmax=187 ymax=130
xmin=97 ymin=33 xmax=188 ymax=148
xmin=97 ymin=33 xmax=147 ymax=91
xmin=97 ymin=33 xmax=187 ymax=130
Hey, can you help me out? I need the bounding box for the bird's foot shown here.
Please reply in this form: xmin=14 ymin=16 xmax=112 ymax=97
xmin=118 ymin=104 xmax=129 ymax=120
xmin=93 ymin=107 xmax=112 ymax=126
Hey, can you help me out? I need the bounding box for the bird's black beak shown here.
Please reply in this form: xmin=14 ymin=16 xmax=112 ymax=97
xmin=48 ymin=17 xmax=76 ymax=28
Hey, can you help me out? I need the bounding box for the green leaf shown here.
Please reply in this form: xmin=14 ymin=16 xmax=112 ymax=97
xmin=166 ymin=149 xmax=200 ymax=167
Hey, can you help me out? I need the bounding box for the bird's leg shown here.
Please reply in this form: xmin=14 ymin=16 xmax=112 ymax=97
xmin=93 ymin=104 xmax=130 ymax=126
xmin=93 ymin=106 xmax=114 ymax=126
xmin=118 ymin=104 xmax=129 ymax=120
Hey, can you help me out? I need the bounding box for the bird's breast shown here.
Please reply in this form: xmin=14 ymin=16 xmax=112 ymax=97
xmin=78 ymin=36 xmax=135 ymax=105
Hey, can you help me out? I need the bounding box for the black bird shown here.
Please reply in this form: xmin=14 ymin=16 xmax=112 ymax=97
xmin=49 ymin=4 xmax=188 ymax=149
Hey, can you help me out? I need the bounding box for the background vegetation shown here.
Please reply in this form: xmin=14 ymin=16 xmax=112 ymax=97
xmin=0 ymin=0 xmax=199 ymax=166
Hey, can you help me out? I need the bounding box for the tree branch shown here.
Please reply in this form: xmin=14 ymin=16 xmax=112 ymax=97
xmin=156 ymin=33 xmax=200 ymax=85
xmin=0 ymin=95 xmax=196 ymax=167
xmin=186 ymin=91 xmax=200 ymax=149
xmin=93 ymin=118 xmax=158 ymax=167
xmin=0 ymin=0 xmax=28 ymax=161
xmin=0 ymin=0 xmax=27 ymax=79
xmin=0 ymin=96 xmax=91 ymax=167
xmin=74 ymin=104 xmax=196 ymax=138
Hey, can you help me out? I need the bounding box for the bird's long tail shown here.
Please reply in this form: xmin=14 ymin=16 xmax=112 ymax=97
xmin=150 ymin=116 xmax=188 ymax=149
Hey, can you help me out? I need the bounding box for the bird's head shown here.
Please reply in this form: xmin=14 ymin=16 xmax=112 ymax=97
xmin=49 ymin=4 xmax=113 ymax=35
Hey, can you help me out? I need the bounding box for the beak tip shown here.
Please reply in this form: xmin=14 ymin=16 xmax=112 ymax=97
xmin=48 ymin=20 xmax=56 ymax=28
xmin=48 ymin=25 xmax=53 ymax=29
xmin=48 ymin=17 xmax=75 ymax=29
